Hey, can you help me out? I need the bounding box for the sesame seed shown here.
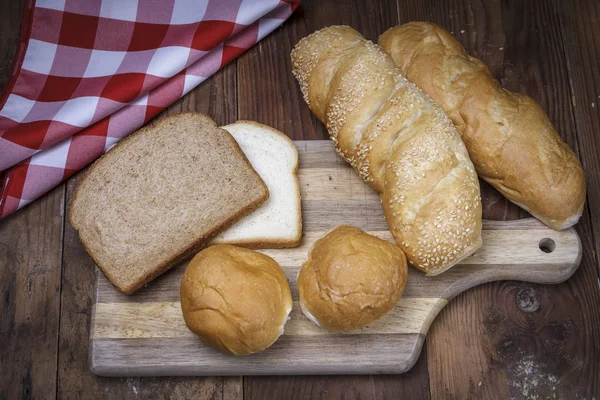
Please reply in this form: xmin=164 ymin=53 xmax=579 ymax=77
xmin=291 ymin=26 xmax=481 ymax=273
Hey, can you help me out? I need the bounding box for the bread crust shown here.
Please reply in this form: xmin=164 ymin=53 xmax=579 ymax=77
xmin=215 ymin=121 xmax=302 ymax=249
xmin=180 ymin=244 xmax=293 ymax=355
xmin=291 ymin=26 xmax=483 ymax=274
xmin=69 ymin=113 xmax=269 ymax=294
xmin=379 ymin=22 xmax=586 ymax=230
xmin=297 ymin=226 xmax=408 ymax=331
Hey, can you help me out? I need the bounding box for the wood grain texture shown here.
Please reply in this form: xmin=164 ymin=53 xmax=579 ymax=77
xmin=392 ymin=0 xmax=600 ymax=398
xmin=245 ymin=376 xmax=376 ymax=400
xmin=236 ymin=0 xmax=399 ymax=139
xmin=0 ymin=0 xmax=24 ymax=92
xmin=90 ymin=335 xmax=425 ymax=376
xmin=89 ymin=141 xmax=581 ymax=377
xmin=92 ymin=298 xmax=447 ymax=339
xmin=0 ymin=184 xmax=64 ymax=399
xmin=93 ymin=220 xmax=579 ymax=305
xmin=56 ymin=62 xmax=242 ymax=400
xmin=0 ymin=0 xmax=598 ymax=398
xmin=243 ymin=356 xmax=427 ymax=400
xmin=557 ymin=0 xmax=600 ymax=279
xmin=164 ymin=62 xmax=238 ymax=126
xmin=555 ymin=0 xmax=600 ymax=396
xmin=0 ymin=2 xmax=65 ymax=398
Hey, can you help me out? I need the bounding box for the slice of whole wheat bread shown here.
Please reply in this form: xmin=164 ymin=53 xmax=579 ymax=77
xmin=69 ymin=113 xmax=268 ymax=294
xmin=212 ymin=121 xmax=302 ymax=248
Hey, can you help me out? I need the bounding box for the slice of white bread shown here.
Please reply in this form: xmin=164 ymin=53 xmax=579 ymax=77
xmin=69 ymin=113 xmax=269 ymax=294
xmin=212 ymin=121 xmax=302 ymax=248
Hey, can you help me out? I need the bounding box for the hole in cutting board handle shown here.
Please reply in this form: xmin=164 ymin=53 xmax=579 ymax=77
xmin=539 ymin=238 xmax=556 ymax=253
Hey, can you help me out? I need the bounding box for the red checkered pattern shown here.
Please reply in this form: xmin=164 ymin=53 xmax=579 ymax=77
xmin=0 ymin=0 xmax=299 ymax=218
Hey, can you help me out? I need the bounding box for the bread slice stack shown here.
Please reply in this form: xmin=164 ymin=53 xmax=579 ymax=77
xmin=213 ymin=121 xmax=302 ymax=248
xmin=70 ymin=113 xmax=269 ymax=294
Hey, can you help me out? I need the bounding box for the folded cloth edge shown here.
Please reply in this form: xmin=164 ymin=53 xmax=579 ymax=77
xmin=0 ymin=0 xmax=300 ymax=219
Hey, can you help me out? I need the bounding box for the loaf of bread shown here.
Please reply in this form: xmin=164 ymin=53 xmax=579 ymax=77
xmin=298 ymin=226 xmax=408 ymax=331
xmin=379 ymin=22 xmax=586 ymax=230
xmin=180 ymin=245 xmax=292 ymax=355
xmin=291 ymin=26 xmax=483 ymax=275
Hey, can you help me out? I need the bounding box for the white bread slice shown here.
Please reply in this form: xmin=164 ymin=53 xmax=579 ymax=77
xmin=212 ymin=121 xmax=302 ymax=248
xmin=69 ymin=113 xmax=268 ymax=294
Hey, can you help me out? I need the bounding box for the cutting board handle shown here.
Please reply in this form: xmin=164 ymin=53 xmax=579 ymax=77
xmin=440 ymin=218 xmax=582 ymax=300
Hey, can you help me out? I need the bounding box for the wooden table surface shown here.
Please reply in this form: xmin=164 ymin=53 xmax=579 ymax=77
xmin=1 ymin=0 xmax=599 ymax=399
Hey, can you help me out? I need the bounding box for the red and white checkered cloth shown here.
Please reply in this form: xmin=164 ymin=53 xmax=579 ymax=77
xmin=0 ymin=0 xmax=299 ymax=218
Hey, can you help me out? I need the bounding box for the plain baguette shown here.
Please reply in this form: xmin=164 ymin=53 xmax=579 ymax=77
xmin=291 ymin=26 xmax=483 ymax=275
xmin=379 ymin=22 xmax=586 ymax=230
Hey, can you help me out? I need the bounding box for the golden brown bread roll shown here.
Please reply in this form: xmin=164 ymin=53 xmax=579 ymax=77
xmin=291 ymin=26 xmax=483 ymax=275
xmin=180 ymin=245 xmax=292 ymax=355
xmin=379 ymin=22 xmax=586 ymax=230
xmin=297 ymin=226 xmax=408 ymax=331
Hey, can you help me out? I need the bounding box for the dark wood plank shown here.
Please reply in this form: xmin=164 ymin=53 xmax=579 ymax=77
xmin=236 ymin=0 xmax=400 ymax=140
xmin=244 ymin=343 xmax=431 ymax=400
xmin=0 ymin=0 xmax=25 ymax=92
xmin=245 ymin=376 xmax=375 ymax=400
xmin=371 ymin=345 xmax=431 ymax=400
xmin=557 ymin=0 xmax=600 ymax=278
xmin=243 ymin=348 xmax=430 ymax=400
xmin=0 ymin=2 xmax=63 ymax=398
xmin=56 ymin=64 xmax=243 ymax=400
xmin=393 ymin=0 xmax=600 ymax=398
xmin=163 ymin=62 xmax=238 ymax=127
xmin=236 ymin=10 xmax=324 ymax=140
xmin=0 ymin=184 xmax=65 ymax=399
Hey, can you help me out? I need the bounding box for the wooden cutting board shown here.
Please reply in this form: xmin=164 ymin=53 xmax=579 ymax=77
xmin=89 ymin=140 xmax=582 ymax=376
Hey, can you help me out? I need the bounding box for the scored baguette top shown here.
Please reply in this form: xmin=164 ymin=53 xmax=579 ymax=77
xmin=291 ymin=25 xmax=363 ymax=110
xmin=291 ymin=26 xmax=483 ymax=275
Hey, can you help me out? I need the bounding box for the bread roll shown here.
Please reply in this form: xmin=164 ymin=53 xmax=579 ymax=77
xmin=291 ymin=26 xmax=483 ymax=275
xmin=379 ymin=22 xmax=586 ymax=230
xmin=298 ymin=226 xmax=408 ymax=331
xmin=180 ymin=245 xmax=292 ymax=355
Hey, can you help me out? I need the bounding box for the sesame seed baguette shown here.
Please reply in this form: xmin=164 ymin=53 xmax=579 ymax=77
xmin=291 ymin=25 xmax=482 ymax=275
xmin=379 ymin=22 xmax=585 ymax=230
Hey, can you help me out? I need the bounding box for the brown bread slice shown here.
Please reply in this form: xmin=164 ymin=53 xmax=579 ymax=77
xmin=69 ymin=113 xmax=268 ymax=294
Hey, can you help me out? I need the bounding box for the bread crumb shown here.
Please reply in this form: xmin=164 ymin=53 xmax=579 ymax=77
xmin=508 ymin=356 xmax=559 ymax=399
xmin=127 ymin=378 xmax=138 ymax=396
